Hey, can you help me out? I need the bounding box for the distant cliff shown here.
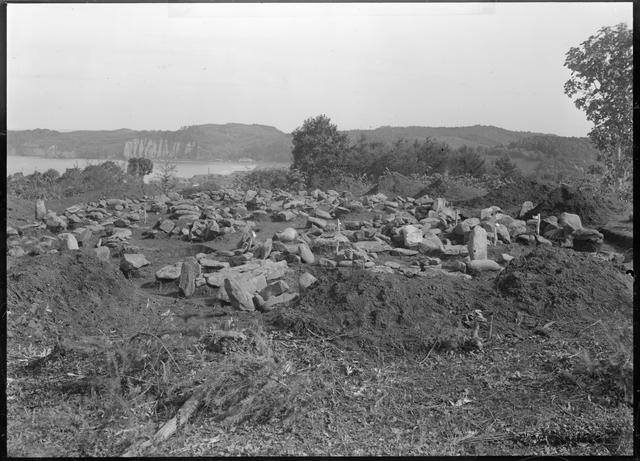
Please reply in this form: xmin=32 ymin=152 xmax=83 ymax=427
xmin=7 ymin=124 xmax=294 ymax=163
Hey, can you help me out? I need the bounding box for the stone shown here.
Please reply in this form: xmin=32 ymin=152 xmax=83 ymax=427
xmin=462 ymin=217 xmax=480 ymax=229
xmin=93 ymin=246 xmax=111 ymax=262
xmin=507 ymin=220 xmax=528 ymax=237
xmin=261 ymin=292 xmax=299 ymax=311
xmin=315 ymin=209 xmax=333 ymax=220
xmin=156 ymin=264 xmax=182 ymax=280
xmin=46 ymin=214 xmax=68 ymax=232
xmin=298 ymin=243 xmax=315 ymax=264
xmin=7 ymin=226 xmax=19 ymax=237
xmin=74 ymin=228 xmax=93 ymax=247
xmin=541 ymin=216 xmax=560 ymax=234
xmin=418 ymin=233 xmax=444 ymax=255
xmin=299 ymin=272 xmax=318 ymax=290
xmin=178 ymin=257 xmax=199 ymax=298
xmin=400 ymin=225 xmax=424 ymax=248
xmin=519 ymin=201 xmax=535 ymax=218
xmin=501 ymin=253 xmax=515 ymax=263
xmin=111 ymin=228 xmax=133 ymax=240
xmin=275 ymin=210 xmax=296 ymax=222
xmin=259 ymin=280 xmax=290 ymax=300
xmin=390 ymin=248 xmax=419 ymax=257
xmin=120 ymin=253 xmax=150 ymax=272
xmin=58 ymin=233 xmax=79 ymax=251
xmin=254 ymin=238 xmax=273 ymax=260
xmin=453 ymin=221 xmax=471 ymax=236
xmin=384 ymin=261 xmax=402 ymax=269
xmin=466 ymin=259 xmax=502 ymax=274
xmin=495 ymin=223 xmax=511 ymax=244
xmin=35 ymin=199 xmax=47 ymax=220
xmin=224 ymin=277 xmax=257 ymax=311
xmin=275 ymin=227 xmax=298 ymax=242
xmin=307 ymin=216 xmax=327 ymax=229
xmin=200 ymin=259 xmax=231 ymax=271
xmin=318 ymin=257 xmax=337 ymax=268
xmin=353 ymin=240 xmax=392 ymax=253
xmin=558 ymin=212 xmax=582 ymax=232
xmin=467 ymin=226 xmax=488 ymax=261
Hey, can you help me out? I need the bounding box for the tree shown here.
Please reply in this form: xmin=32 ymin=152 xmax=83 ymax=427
xmin=564 ymin=22 xmax=632 ymax=187
xmin=450 ymin=146 xmax=486 ymax=177
xmin=291 ymin=115 xmax=350 ymax=177
xmin=127 ymin=157 xmax=154 ymax=177
xmin=493 ymin=153 xmax=520 ymax=178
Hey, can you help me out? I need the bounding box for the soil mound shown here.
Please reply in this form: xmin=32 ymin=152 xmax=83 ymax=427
xmin=267 ymin=268 xmax=504 ymax=356
xmin=459 ymin=177 xmax=552 ymax=213
xmin=495 ymin=246 xmax=632 ymax=322
xmin=7 ymin=252 xmax=145 ymax=347
xmin=524 ymin=184 xmax=620 ymax=226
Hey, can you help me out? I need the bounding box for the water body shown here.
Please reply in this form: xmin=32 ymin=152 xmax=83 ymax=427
xmin=6 ymin=155 xmax=286 ymax=181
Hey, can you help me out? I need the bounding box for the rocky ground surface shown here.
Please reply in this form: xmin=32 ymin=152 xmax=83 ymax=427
xmin=6 ymin=180 xmax=634 ymax=456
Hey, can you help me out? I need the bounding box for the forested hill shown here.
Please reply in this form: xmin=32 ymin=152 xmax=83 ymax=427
xmin=344 ymin=125 xmax=548 ymax=149
xmin=7 ymin=124 xmax=294 ymax=163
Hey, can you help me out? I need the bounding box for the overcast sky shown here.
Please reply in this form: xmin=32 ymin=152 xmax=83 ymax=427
xmin=7 ymin=2 xmax=632 ymax=136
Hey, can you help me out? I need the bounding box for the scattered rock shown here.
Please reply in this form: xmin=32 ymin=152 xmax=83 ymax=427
xmin=156 ymin=264 xmax=182 ymax=281
xmin=93 ymin=246 xmax=111 ymax=262
xmin=275 ymin=227 xmax=298 ymax=242
xmin=467 ymin=226 xmax=487 ymax=261
xmin=558 ymin=212 xmax=582 ymax=232
xmin=299 ymin=272 xmax=318 ymax=290
xmin=120 ymin=253 xmax=150 ymax=274
xmin=35 ymin=199 xmax=47 ymax=220
xmin=466 ymin=259 xmax=502 ymax=274
xmin=298 ymin=243 xmax=315 ymax=264
xmin=224 ymin=277 xmax=257 ymax=311
xmin=179 ymin=257 xmax=200 ymax=298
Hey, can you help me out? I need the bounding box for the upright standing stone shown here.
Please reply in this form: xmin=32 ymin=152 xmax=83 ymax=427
xmin=179 ymin=257 xmax=199 ymax=298
xmin=35 ymin=199 xmax=47 ymax=220
xmin=467 ymin=226 xmax=488 ymax=261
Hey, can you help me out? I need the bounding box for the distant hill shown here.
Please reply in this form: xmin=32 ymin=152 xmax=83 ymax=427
xmin=7 ymin=124 xmax=599 ymax=178
xmin=7 ymin=124 xmax=294 ymax=163
xmin=345 ymin=125 xmax=548 ymax=149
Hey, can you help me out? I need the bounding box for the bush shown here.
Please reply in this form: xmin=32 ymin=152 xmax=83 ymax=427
xmin=236 ymin=168 xmax=306 ymax=192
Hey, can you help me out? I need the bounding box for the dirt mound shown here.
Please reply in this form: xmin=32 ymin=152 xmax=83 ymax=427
xmin=7 ymin=252 xmax=147 ymax=347
xmin=459 ymin=177 xmax=552 ymax=213
xmin=266 ymin=268 xmax=508 ymax=356
xmin=495 ymin=246 xmax=632 ymax=322
xmin=524 ymin=184 xmax=621 ymax=226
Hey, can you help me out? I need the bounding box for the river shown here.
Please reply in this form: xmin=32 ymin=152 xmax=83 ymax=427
xmin=6 ymin=155 xmax=288 ymax=182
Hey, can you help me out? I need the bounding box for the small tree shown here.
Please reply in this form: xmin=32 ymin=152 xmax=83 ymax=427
xmin=564 ymin=22 xmax=632 ymax=189
xmin=158 ymin=155 xmax=178 ymax=193
xmin=291 ymin=115 xmax=350 ymax=179
xmin=127 ymin=157 xmax=154 ymax=178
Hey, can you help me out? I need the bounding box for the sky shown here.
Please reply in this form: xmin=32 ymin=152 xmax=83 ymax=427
xmin=7 ymin=2 xmax=632 ymax=136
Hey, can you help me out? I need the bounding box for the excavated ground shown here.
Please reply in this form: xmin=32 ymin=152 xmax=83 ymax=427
xmin=5 ymin=184 xmax=634 ymax=456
